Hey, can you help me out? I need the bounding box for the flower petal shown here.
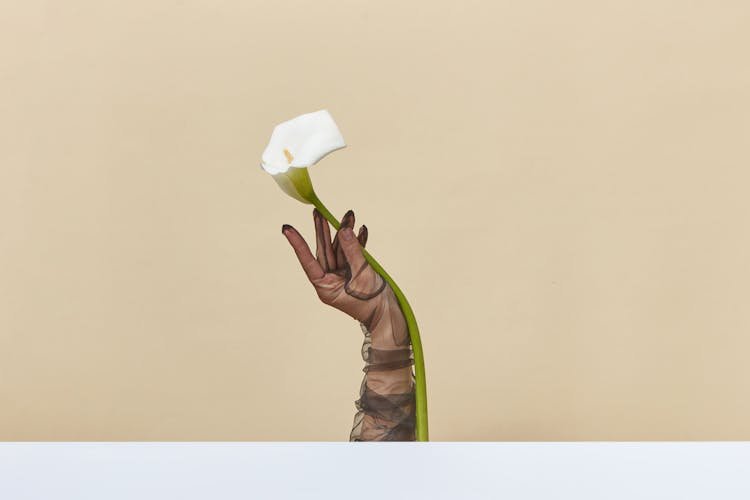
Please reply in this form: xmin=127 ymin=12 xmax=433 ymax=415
xmin=261 ymin=109 xmax=346 ymax=174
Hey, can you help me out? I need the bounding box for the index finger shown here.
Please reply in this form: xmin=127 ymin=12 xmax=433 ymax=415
xmin=282 ymin=224 xmax=325 ymax=282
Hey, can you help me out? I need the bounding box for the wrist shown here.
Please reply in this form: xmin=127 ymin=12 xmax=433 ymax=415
xmin=368 ymin=288 xmax=409 ymax=349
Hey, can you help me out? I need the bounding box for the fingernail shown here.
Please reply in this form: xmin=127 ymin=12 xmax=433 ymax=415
xmin=341 ymin=228 xmax=353 ymax=241
xmin=281 ymin=224 xmax=293 ymax=234
xmin=342 ymin=210 xmax=354 ymax=226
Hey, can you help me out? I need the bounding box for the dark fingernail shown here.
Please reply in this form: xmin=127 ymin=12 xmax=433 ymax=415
xmin=281 ymin=224 xmax=293 ymax=233
xmin=343 ymin=209 xmax=354 ymax=225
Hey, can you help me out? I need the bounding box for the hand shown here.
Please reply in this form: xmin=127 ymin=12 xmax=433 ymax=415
xmin=281 ymin=209 xmax=394 ymax=331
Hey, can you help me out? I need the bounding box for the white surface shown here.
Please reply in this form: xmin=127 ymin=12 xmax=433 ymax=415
xmin=1 ymin=442 xmax=749 ymax=499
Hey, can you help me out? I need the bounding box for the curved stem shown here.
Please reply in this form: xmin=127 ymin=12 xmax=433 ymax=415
xmin=310 ymin=194 xmax=429 ymax=441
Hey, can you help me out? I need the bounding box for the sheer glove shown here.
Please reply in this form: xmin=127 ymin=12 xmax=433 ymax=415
xmin=282 ymin=209 xmax=415 ymax=441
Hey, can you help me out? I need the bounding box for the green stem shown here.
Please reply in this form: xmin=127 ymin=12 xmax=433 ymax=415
xmin=310 ymin=194 xmax=429 ymax=441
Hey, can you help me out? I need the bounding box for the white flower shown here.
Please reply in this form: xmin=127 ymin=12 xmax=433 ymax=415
xmin=260 ymin=109 xmax=346 ymax=204
xmin=261 ymin=109 xmax=346 ymax=175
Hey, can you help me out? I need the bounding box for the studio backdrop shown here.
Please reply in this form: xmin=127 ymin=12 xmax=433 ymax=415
xmin=1 ymin=0 xmax=749 ymax=440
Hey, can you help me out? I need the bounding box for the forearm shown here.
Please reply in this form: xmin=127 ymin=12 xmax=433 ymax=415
xmin=350 ymin=289 xmax=416 ymax=441
xmin=365 ymin=294 xmax=413 ymax=394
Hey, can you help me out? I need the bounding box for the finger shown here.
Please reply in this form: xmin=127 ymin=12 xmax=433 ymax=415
xmin=318 ymin=209 xmax=336 ymax=272
xmin=341 ymin=209 xmax=355 ymax=231
xmin=357 ymin=225 xmax=368 ymax=248
xmin=282 ymin=224 xmax=325 ymax=281
xmin=331 ymin=235 xmax=342 ymax=271
xmin=338 ymin=225 xmax=367 ymax=274
xmin=333 ymin=209 xmax=355 ymax=270
xmin=313 ymin=209 xmax=335 ymax=272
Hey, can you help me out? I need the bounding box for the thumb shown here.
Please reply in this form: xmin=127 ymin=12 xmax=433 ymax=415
xmin=338 ymin=226 xmax=367 ymax=273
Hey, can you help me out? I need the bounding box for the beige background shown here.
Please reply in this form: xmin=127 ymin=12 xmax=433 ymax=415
xmin=1 ymin=1 xmax=749 ymax=441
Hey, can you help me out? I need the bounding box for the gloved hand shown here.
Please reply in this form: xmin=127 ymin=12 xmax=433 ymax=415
xmin=281 ymin=209 xmax=409 ymax=347
xmin=281 ymin=209 xmax=416 ymax=441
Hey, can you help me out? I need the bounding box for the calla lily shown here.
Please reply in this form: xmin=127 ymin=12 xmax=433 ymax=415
xmin=261 ymin=110 xmax=429 ymax=441
xmin=260 ymin=109 xmax=346 ymax=204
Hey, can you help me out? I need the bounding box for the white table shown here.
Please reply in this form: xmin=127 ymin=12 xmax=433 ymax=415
xmin=1 ymin=442 xmax=749 ymax=499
